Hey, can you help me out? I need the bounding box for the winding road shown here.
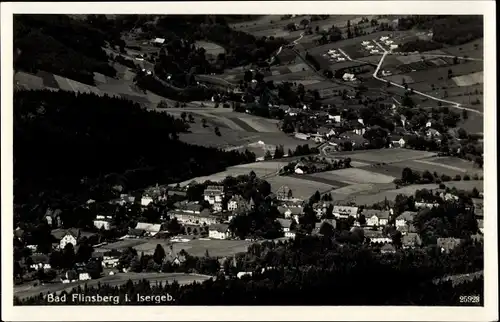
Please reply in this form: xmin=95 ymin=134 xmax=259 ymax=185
xmin=339 ymin=40 xmax=483 ymax=115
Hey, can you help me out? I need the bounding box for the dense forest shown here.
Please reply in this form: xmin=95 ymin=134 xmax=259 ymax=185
xmin=15 ymin=234 xmax=484 ymax=305
xmin=14 ymin=90 xmax=255 ymax=225
xmin=397 ymin=15 xmax=483 ymax=45
xmin=14 ymin=15 xmax=121 ymax=85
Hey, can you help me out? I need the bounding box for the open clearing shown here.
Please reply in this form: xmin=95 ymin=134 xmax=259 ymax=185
xmin=195 ymin=41 xmax=225 ymax=56
xmin=133 ymin=239 xmax=253 ymax=257
xmin=452 ymin=71 xmax=484 ymax=87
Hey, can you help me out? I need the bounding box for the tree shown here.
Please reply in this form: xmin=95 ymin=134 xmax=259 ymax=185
xmin=319 ymin=222 xmax=335 ymax=237
xmin=76 ymin=240 xmax=94 ymax=263
xmin=462 ymin=109 xmax=468 ymax=120
xmin=188 ymin=113 xmax=195 ymax=123
xmin=62 ymin=243 xmax=76 ymax=269
xmin=202 ymin=118 xmax=208 ymax=127
xmin=214 ymin=126 xmax=221 ymax=136
xmin=264 ymin=150 xmax=273 ymax=160
xmin=180 ymin=112 xmax=187 ymax=122
xmin=153 ymin=244 xmax=166 ymax=265
xmin=401 ymin=167 xmax=415 ymax=184
xmin=167 ymin=218 xmax=181 ymax=234
xmin=300 ymin=18 xmax=309 ymax=29
xmin=358 ymin=214 xmax=366 ymax=226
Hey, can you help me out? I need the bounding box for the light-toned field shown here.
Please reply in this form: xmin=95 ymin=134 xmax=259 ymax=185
xmin=288 ymin=63 xmax=310 ymax=73
xmin=195 ymin=41 xmax=225 ymax=56
xmin=386 ymin=159 xmax=483 ymax=177
xmin=314 ymin=168 xmax=397 ymax=184
xmin=452 ymin=71 xmax=484 ymax=87
xmin=417 ymin=157 xmax=484 ymax=176
xmin=266 ymin=175 xmax=334 ymax=200
xmin=384 ymin=74 xmax=415 ymax=84
xmin=396 ymin=55 xmax=425 ymax=64
xmin=334 ymin=149 xmax=437 ymax=164
xmin=134 ymin=239 xmax=253 ymax=257
xmin=331 ymin=183 xmax=376 ymax=195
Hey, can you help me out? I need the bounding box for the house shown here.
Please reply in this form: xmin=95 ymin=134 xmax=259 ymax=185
xmin=364 ymin=209 xmax=391 ymax=227
xmin=174 ymin=201 xmax=203 ymax=214
xmin=437 ymin=238 xmax=463 ymax=253
xmin=390 ymin=44 xmax=398 ymax=50
xmin=342 ymin=73 xmax=356 ymax=82
xmin=29 ymin=254 xmax=51 ymax=271
xmin=52 ymin=229 xmax=80 ymax=250
xmin=152 ymin=37 xmax=165 ymax=44
xmin=208 ymin=223 xmax=231 ymax=240
xmin=62 ymin=270 xmax=79 ymax=283
xmin=380 ymin=36 xmax=389 ymax=41
xmin=380 ymin=244 xmax=396 ymax=254
xmin=472 ymin=198 xmax=484 ymax=217
xmin=402 ymin=233 xmax=422 ymax=249
xmin=276 ymin=185 xmax=293 ymax=201
xmin=333 ymin=205 xmax=359 ymax=219
xmin=294 ymin=132 xmax=310 ymax=140
xmin=141 ymin=195 xmax=154 ymax=207
xmin=276 ymin=218 xmax=296 ymax=238
xmin=135 ymin=222 xmax=163 ymax=237
xmin=204 ymin=185 xmax=225 ymax=211
xmin=227 ymin=195 xmax=249 ymax=212
xmin=164 ymin=251 xmax=187 ymax=266
xmin=313 ymin=219 xmax=337 ymax=235
xmin=440 ymin=192 xmax=459 ymax=201
xmin=79 ymin=272 xmax=91 ymax=281
xmin=14 ymin=227 xmax=24 ymax=241
xmin=426 ymin=128 xmax=442 ymax=138
xmin=395 ymin=211 xmax=417 ymax=229
xmin=365 ymin=230 xmax=392 ymax=244
xmin=93 ymin=220 xmax=112 ymax=231
xmin=45 ymin=208 xmax=62 ymax=227
xmin=328 ymin=114 xmax=342 ymax=123
xmin=294 ymin=167 xmax=305 ymax=174
xmin=361 ymin=41 xmax=370 ymax=45
xmin=389 ymin=135 xmax=406 ymax=148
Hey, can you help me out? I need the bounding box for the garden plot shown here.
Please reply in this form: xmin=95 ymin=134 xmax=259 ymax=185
xmin=288 ymin=63 xmax=310 ymax=73
xmin=452 ymin=71 xmax=484 ymax=87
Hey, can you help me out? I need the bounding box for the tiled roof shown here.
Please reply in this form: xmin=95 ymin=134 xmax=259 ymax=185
xmin=362 ymin=209 xmax=390 ymax=219
xmin=209 ymin=223 xmax=229 ymax=233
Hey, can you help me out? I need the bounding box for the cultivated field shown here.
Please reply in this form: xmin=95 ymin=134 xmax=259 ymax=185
xmin=134 ymin=239 xmax=254 ymax=257
xmin=452 ymin=71 xmax=484 ymax=87
xmin=195 ymin=41 xmax=225 ymax=56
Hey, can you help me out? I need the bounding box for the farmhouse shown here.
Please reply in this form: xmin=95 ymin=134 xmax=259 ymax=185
xmin=395 ymin=211 xmax=417 ymax=229
xmin=141 ymin=195 xmax=154 ymax=207
xmin=151 ymin=38 xmax=165 ymax=44
xmin=363 ymin=209 xmax=391 ymax=227
xmin=51 ymin=229 xmax=96 ymax=250
xmin=277 ymin=218 xmax=296 ymax=239
xmin=389 ymin=135 xmax=406 ymax=148
xmin=135 ymin=222 xmax=163 ymax=237
xmin=333 ymin=205 xmax=359 ymax=219
xmin=209 ymin=223 xmax=231 ymax=240
xmin=175 ymin=201 xmax=203 ymax=214
xmin=30 ymin=254 xmax=51 ymax=271
xmin=204 ymin=185 xmax=225 ymax=212
xmin=415 ymin=201 xmax=440 ymax=209
xmin=277 ymin=205 xmax=303 ymax=221
xmin=380 ymin=244 xmax=396 ymax=254
xmin=364 ymin=230 xmax=392 ymax=244
xmin=44 ymin=208 xmax=62 ymax=227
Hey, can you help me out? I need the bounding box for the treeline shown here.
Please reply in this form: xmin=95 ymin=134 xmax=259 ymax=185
xmin=14 ymin=15 xmax=119 ymax=85
xmin=14 ymin=90 xmax=255 ymax=225
xmin=400 ymin=39 xmax=444 ymax=53
xmin=397 ymin=15 xmax=483 ymax=46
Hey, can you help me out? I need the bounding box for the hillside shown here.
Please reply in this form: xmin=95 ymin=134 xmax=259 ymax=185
xmin=13 ymin=90 xmax=256 ymax=222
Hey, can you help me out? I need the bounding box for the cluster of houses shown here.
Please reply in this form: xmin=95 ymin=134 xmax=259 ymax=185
xmin=361 ymin=40 xmax=381 ymax=55
xmin=324 ymin=48 xmax=346 ymax=62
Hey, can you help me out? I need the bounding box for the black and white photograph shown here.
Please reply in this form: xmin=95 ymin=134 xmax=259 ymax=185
xmin=1 ymin=1 xmax=497 ymax=321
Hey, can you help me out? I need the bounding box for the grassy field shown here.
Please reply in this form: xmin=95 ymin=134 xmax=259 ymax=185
xmin=452 ymin=71 xmax=483 ymax=87
xmin=134 ymin=239 xmax=253 ymax=257
xmin=327 ymin=149 xmax=436 ymax=164
xmin=195 ymin=41 xmax=225 ymax=56
xmin=313 ymin=168 xmax=397 ymax=184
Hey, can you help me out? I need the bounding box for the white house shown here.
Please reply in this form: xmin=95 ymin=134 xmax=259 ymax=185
xmin=277 ymin=218 xmax=296 ymax=239
xmin=294 ymin=168 xmax=305 ymax=175
xmin=102 ymin=256 xmax=119 ymax=268
xmin=227 ymin=195 xmax=248 ymax=212
xmin=390 ymin=136 xmax=406 ymax=148
xmin=337 ymin=57 xmax=346 ymax=62
xmin=93 ymin=220 xmax=111 ymax=231
xmin=209 ymin=223 xmax=231 ymax=240
xmin=204 ymin=185 xmax=225 ymax=212
xmin=370 ymin=49 xmax=380 ymax=54
xmin=328 ymin=114 xmax=342 ymax=123
xmin=426 ymin=121 xmax=432 ymax=128
xmin=152 ymin=38 xmax=165 ymax=44
xmin=30 ymin=263 xmax=51 ymax=270
xmin=342 ymin=73 xmax=356 ymax=82
xmin=237 ymin=272 xmax=253 ymax=279
xmin=294 ymin=132 xmax=310 ymax=140
xmin=390 ymin=44 xmax=398 ymax=50
xmin=415 ymin=202 xmax=440 ymax=209
xmin=361 ymin=41 xmax=370 ymax=45
xmin=385 ymin=40 xmax=394 ymax=45
xmin=380 ymin=36 xmax=389 ymax=41
xmin=366 ymin=44 xmax=374 ymax=49
xmin=135 ymin=222 xmax=163 ymax=237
